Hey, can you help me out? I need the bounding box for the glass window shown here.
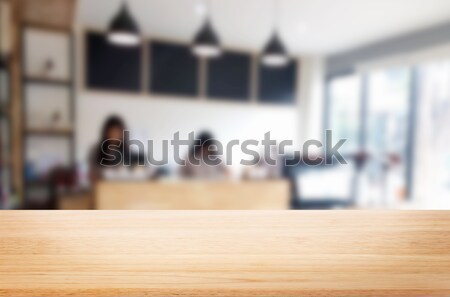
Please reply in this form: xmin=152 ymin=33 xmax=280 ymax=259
xmin=327 ymin=75 xmax=362 ymax=154
xmin=415 ymin=60 xmax=450 ymax=207
xmin=364 ymin=67 xmax=411 ymax=206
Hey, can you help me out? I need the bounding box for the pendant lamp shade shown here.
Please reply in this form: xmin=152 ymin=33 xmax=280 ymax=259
xmin=192 ymin=19 xmax=221 ymax=58
xmin=262 ymin=32 xmax=289 ymax=67
xmin=108 ymin=2 xmax=140 ymax=46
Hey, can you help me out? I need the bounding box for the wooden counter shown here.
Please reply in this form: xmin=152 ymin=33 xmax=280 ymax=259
xmin=1 ymin=211 xmax=450 ymax=296
xmin=95 ymin=180 xmax=290 ymax=210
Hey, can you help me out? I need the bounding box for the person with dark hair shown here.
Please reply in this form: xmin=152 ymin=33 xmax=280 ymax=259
xmin=181 ymin=131 xmax=229 ymax=179
xmin=89 ymin=115 xmax=150 ymax=184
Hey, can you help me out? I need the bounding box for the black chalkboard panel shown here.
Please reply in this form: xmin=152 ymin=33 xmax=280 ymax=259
xmin=86 ymin=32 xmax=141 ymax=92
xmin=207 ymin=51 xmax=251 ymax=101
xmin=150 ymin=41 xmax=199 ymax=97
xmin=258 ymin=60 xmax=297 ymax=104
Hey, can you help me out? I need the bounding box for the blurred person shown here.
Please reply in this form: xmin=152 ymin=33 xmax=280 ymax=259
xmin=89 ymin=115 xmax=154 ymax=184
xmin=243 ymin=147 xmax=281 ymax=180
xmin=180 ymin=131 xmax=229 ymax=180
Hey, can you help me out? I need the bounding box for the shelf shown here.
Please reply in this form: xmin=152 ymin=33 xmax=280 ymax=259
xmin=21 ymin=27 xmax=75 ymax=206
xmin=23 ymin=76 xmax=72 ymax=87
xmin=23 ymin=22 xmax=73 ymax=33
xmin=25 ymin=127 xmax=73 ymax=137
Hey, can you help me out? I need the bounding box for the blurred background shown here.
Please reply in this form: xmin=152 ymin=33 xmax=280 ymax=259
xmin=0 ymin=0 xmax=449 ymax=210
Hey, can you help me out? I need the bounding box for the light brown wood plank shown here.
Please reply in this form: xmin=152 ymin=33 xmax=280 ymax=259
xmin=96 ymin=181 xmax=290 ymax=210
xmin=0 ymin=211 xmax=450 ymax=296
xmin=19 ymin=0 xmax=76 ymax=30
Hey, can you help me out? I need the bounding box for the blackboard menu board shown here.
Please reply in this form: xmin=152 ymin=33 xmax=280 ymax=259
xmin=86 ymin=32 xmax=142 ymax=92
xmin=258 ymin=60 xmax=297 ymax=104
xmin=150 ymin=41 xmax=199 ymax=97
xmin=207 ymin=51 xmax=251 ymax=101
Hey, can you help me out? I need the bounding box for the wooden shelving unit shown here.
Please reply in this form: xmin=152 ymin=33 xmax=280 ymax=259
xmin=24 ymin=75 xmax=72 ymax=86
xmin=21 ymin=24 xmax=75 ymax=209
xmin=24 ymin=127 xmax=73 ymax=136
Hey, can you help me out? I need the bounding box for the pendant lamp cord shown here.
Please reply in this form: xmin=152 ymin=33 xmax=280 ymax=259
xmin=205 ymin=0 xmax=212 ymax=21
xmin=272 ymin=0 xmax=279 ymax=35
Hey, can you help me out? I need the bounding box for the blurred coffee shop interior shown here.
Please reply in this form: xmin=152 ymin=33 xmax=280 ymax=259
xmin=0 ymin=0 xmax=450 ymax=210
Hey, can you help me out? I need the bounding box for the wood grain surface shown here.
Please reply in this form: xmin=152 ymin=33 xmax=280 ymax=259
xmin=96 ymin=181 xmax=290 ymax=210
xmin=1 ymin=211 xmax=450 ymax=296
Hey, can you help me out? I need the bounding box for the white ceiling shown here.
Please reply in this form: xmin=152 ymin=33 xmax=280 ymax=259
xmin=77 ymin=0 xmax=450 ymax=55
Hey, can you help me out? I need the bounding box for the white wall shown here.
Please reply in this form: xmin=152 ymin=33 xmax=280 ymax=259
xmin=76 ymin=92 xmax=300 ymax=168
xmin=299 ymin=56 xmax=326 ymax=143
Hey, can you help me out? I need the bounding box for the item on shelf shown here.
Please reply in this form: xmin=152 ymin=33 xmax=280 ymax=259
xmin=24 ymin=162 xmax=38 ymax=182
xmin=41 ymin=58 xmax=55 ymax=77
xmin=51 ymin=110 xmax=62 ymax=127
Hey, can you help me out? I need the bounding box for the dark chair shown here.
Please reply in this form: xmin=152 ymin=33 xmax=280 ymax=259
xmin=282 ymin=153 xmax=357 ymax=210
xmin=24 ymin=166 xmax=77 ymax=210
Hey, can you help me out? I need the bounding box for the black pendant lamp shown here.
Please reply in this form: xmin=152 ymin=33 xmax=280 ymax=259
xmin=262 ymin=0 xmax=289 ymax=67
xmin=192 ymin=1 xmax=221 ymax=58
xmin=108 ymin=2 xmax=140 ymax=46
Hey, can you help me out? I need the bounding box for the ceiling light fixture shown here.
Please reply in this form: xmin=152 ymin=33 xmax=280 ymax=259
xmin=262 ymin=0 xmax=289 ymax=67
xmin=108 ymin=2 xmax=141 ymax=47
xmin=192 ymin=0 xmax=221 ymax=58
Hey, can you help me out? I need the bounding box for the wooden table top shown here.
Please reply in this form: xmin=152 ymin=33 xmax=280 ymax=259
xmin=1 ymin=211 xmax=450 ymax=297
